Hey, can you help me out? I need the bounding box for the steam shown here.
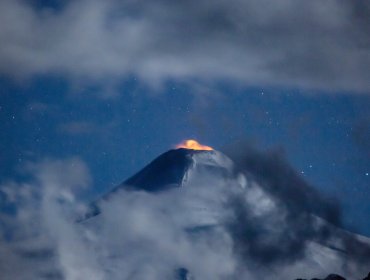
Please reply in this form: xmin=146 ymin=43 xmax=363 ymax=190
xmin=0 ymin=155 xmax=369 ymax=279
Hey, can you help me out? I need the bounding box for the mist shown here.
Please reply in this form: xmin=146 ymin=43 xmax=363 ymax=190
xmin=1 ymin=153 xmax=369 ymax=280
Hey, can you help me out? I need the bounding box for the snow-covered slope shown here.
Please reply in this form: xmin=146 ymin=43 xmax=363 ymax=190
xmin=84 ymin=148 xmax=240 ymax=219
xmin=83 ymin=148 xmax=370 ymax=279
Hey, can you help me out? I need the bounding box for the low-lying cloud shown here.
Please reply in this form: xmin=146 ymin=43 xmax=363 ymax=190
xmin=0 ymin=154 xmax=369 ymax=279
xmin=0 ymin=0 xmax=369 ymax=92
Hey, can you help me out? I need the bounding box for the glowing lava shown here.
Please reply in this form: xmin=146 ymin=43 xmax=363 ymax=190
xmin=176 ymin=139 xmax=213 ymax=151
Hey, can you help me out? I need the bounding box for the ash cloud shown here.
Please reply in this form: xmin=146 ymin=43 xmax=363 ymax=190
xmin=0 ymin=0 xmax=369 ymax=92
xmin=223 ymin=143 xmax=370 ymax=270
xmin=224 ymin=144 xmax=342 ymax=224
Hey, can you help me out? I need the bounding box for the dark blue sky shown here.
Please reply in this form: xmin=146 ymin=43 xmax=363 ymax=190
xmin=0 ymin=1 xmax=369 ymax=236
xmin=1 ymin=76 xmax=369 ymax=235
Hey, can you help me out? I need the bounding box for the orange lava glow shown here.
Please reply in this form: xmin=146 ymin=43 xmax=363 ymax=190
xmin=176 ymin=139 xmax=213 ymax=151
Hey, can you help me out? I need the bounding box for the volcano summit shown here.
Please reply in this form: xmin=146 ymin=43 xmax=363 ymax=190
xmin=114 ymin=148 xmax=237 ymax=192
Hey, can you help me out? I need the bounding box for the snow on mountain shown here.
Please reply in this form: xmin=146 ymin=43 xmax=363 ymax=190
xmin=82 ymin=148 xmax=370 ymax=279
xmin=2 ymin=149 xmax=368 ymax=279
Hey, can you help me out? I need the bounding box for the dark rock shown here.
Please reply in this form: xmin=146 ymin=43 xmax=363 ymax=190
xmin=175 ymin=268 xmax=193 ymax=280
xmin=363 ymin=272 xmax=370 ymax=280
xmin=295 ymin=274 xmax=346 ymax=280
xmin=323 ymin=274 xmax=345 ymax=280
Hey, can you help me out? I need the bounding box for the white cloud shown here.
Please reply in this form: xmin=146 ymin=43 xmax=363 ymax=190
xmin=0 ymin=157 xmax=369 ymax=279
xmin=0 ymin=0 xmax=369 ymax=92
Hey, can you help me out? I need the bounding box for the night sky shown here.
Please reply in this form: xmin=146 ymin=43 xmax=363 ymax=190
xmin=1 ymin=0 xmax=369 ymax=236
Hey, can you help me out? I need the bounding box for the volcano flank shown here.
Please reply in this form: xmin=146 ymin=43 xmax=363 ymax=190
xmin=82 ymin=145 xmax=370 ymax=280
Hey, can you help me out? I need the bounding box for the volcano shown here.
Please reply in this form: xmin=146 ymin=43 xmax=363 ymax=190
xmin=83 ymin=145 xmax=370 ymax=280
xmin=85 ymin=147 xmax=240 ymax=219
